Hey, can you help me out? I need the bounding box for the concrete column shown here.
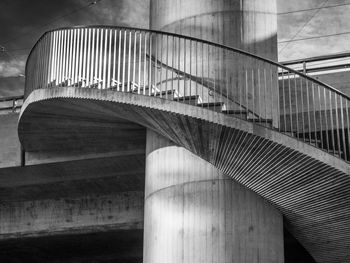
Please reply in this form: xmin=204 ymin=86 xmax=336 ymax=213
xmin=150 ymin=0 xmax=279 ymax=127
xmin=143 ymin=129 xmax=284 ymax=263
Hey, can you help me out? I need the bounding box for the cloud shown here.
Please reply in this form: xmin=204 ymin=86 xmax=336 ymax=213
xmin=0 ymin=58 xmax=25 ymax=77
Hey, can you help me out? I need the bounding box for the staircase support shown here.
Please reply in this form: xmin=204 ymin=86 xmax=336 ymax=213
xmin=144 ymin=129 xmax=284 ymax=263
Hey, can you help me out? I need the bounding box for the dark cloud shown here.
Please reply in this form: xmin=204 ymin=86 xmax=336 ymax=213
xmin=1 ymin=0 xmax=350 ymax=78
xmin=0 ymin=0 xmax=149 ymax=77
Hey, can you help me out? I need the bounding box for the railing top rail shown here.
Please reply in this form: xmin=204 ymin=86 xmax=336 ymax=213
xmin=27 ymin=25 xmax=350 ymax=101
xmin=0 ymin=95 xmax=24 ymax=103
xmin=281 ymin=51 xmax=350 ymax=65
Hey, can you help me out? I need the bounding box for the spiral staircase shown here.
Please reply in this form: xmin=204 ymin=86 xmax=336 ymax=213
xmin=18 ymin=26 xmax=349 ymax=263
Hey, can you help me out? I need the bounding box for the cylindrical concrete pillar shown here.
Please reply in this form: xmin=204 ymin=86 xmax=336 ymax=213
xmin=150 ymin=0 xmax=277 ymax=59
xmin=143 ymin=129 xmax=284 ymax=263
xmin=150 ymin=0 xmax=279 ymax=127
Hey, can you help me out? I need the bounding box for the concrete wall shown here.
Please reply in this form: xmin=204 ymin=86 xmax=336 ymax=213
xmin=0 ymin=113 xmax=21 ymax=168
xmin=0 ymin=191 xmax=144 ymax=240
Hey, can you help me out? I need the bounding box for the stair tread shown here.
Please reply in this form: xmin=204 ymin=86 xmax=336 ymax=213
xmin=222 ymin=110 xmax=248 ymax=115
xmin=198 ymin=102 xmax=224 ymax=107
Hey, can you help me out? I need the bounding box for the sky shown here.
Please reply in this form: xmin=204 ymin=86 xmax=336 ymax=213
xmin=1 ymin=0 xmax=350 ymax=78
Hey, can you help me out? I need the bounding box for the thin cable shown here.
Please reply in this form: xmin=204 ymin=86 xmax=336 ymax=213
xmin=279 ymin=0 xmax=329 ymax=55
xmin=278 ymin=31 xmax=350 ymax=44
xmin=2 ymin=0 xmax=103 ymax=45
xmin=278 ymin=3 xmax=350 ymax=15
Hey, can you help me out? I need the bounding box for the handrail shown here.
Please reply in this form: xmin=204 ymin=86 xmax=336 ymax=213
xmin=0 ymin=95 xmax=24 ymax=112
xmin=26 ymin=25 xmax=350 ymax=101
xmin=24 ymin=26 xmax=350 ymax=162
xmin=0 ymin=95 xmax=24 ymax=103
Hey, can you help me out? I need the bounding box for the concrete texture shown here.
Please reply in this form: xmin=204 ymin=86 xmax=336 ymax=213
xmin=18 ymin=87 xmax=349 ymax=263
xmin=0 ymin=113 xmax=21 ymax=168
xmin=150 ymin=0 xmax=279 ymax=126
xmin=0 ymin=191 xmax=143 ymax=240
xmin=0 ymin=153 xmax=146 ymax=240
xmin=143 ymin=129 xmax=284 ymax=263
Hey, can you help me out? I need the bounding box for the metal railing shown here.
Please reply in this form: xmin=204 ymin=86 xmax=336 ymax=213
xmin=25 ymin=26 xmax=350 ymax=162
xmin=0 ymin=95 xmax=24 ymax=113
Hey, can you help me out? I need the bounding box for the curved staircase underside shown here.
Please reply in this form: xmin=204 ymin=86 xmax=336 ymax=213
xmin=18 ymin=87 xmax=349 ymax=263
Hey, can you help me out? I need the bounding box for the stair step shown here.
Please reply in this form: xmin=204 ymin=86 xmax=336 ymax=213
xmin=174 ymin=95 xmax=200 ymax=105
xmin=197 ymin=102 xmax=224 ymax=112
xmin=155 ymin=90 xmax=175 ymax=96
xmin=248 ymin=118 xmax=273 ymax=124
xmin=222 ymin=110 xmax=248 ymax=115
xmin=198 ymin=102 xmax=224 ymax=107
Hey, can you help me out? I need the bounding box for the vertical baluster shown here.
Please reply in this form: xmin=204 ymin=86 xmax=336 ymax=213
xmin=74 ymin=29 xmax=80 ymax=85
xmin=335 ymin=94 xmax=341 ymax=157
xmin=143 ymin=33 xmax=147 ymax=95
xmin=98 ymin=29 xmax=104 ymax=89
xmin=57 ymin=30 xmax=63 ymax=86
xmin=340 ymin=97 xmax=347 ymax=160
xmin=117 ymin=30 xmax=121 ymax=91
xmin=294 ymin=74 xmax=299 ymax=139
xmin=132 ymin=31 xmax=137 ymax=91
xmin=323 ymin=86 xmax=330 ymax=152
xmin=252 ymin=68 xmax=255 ymax=122
xmin=40 ymin=35 xmax=46 ymax=89
xmin=257 ymin=67 xmax=261 ymax=123
xmin=44 ymin=34 xmax=50 ymax=88
xmin=82 ymin=29 xmax=87 ymax=87
xmin=189 ymin=40 xmax=192 ymax=104
xmin=165 ymin=35 xmax=169 ymax=99
xmin=59 ymin=30 xmax=64 ymax=87
xmin=53 ymin=30 xmax=58 ymax=86
xmin=112 ymin=29 xmax=117 ymax=89
xmin=90 ymin=28 xmax=96 ymax=87
xmin=272 ymin=65 xmax=277 ymax=129
xmin=281 ymin=69 xmax=286 ymax=132
xmin=245 ymin=67 xmax=249 ymax=119
xmin=106 ymin=29 xmax=111 ymax=89
xmin=78 ymin=29 xmax=84 ymax=86
xmin=37 ymin=35 xmax=42 ymax=89
xmin=207 ymin=43 xmax=210 ymax=106
xmin=306 ymin=80 xmax=311 ymax=142
xmin=74 ymin=29 xmax=79 ymax=86
xmin=94 ymin=29 xmax=100 ymax=88
xmin=68 ymin=29 xmax=73 ymax=86
xmin=38 ymin=35 xmax=45 ymax=89
xmin=300 ymin=76 xmax=305 ymax=141
xmin=311 ymin=84 xmax=317 ymax=145
xmin=86 ymin=29 xmax=91 ymax=87
xmin=264 ymin=67 xmax=267 ymax=126
xmin=288 ymin=73 xmax=293 ymax=136
xmin=317 ymin=85 xmax=324 ymax=150
xmin=195 ymin=41 xmax=198 ymax=106
xmin=201 ymin=42 xmax=204 ymax=107
xmin=138 ymin=32 xmax=142 ymax=94
xmin=154 ymin=34 xmax=158 ymax=97
xmin=346 ymin=100 xmax=350 ymax=161
xmin=63 ymin=30 xmax=69 ymax=86
xmin=122 ymin=30 xmax=126 ymax=92
xmin=159 ymin=34 xmax=164 ymax=98
xmin=102 ymin=29 xmax=108 ymax=89
xmin=172 ymin=36 xmax=175 ymax=100
xmin=72 ymin=29 xmax=77 ymax=86
xmin=55 ymin=31 xmax=61 ymax=86
xmin=329 ymin=90 xmax=335 ymax=154
xmin=62 ymin=30 xmax=67 ymax=86
xmin=47 ymin=32 xmax=53 ymax=87
xmin=127 ymin=31 xmax=132 ymax=92
xmin=184 ymin=38 xmax=187 ymax=101
xmin=178 ymin=37 xmax=181 ymax=102
xmin=149 ymin=33 xmax=152 ymax=96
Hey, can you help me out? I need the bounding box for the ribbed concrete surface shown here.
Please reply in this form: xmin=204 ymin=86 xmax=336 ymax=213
xmin=19 ymin=87 xmax=349 ymax=263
